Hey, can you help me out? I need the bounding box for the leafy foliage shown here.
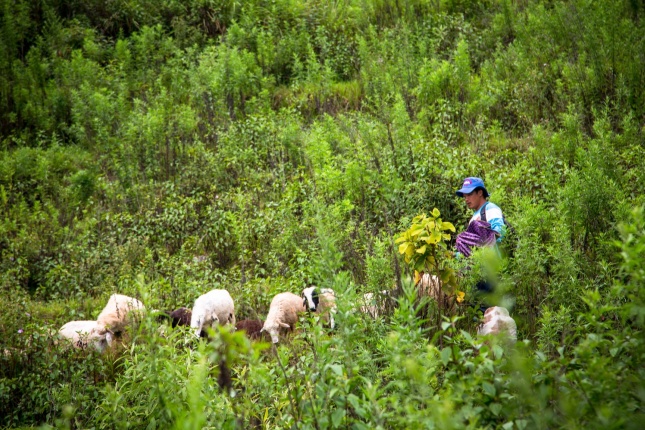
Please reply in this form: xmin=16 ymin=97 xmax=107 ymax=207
xmin=1 ymin=0 xmax=644 ymax=427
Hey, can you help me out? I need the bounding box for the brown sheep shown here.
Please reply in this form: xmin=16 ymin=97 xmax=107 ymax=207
xmin=235 ymin=319 xmax=265 ymax=340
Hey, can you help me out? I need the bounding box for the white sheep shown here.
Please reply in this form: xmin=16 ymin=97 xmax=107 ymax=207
xmin=190 ymin=289 xmax=236 ymax=338
xmin=59 ymin=320 xmax=113 ymax=352
xmin=477 ymin=306 xmax=517 ymax=343
xmin=416 ymin=273 xmax=458 ymax=311
xmin=261 ymin=292 xmax=306 ymax=343
xmin=94 ymin=294 xmax=146 ymax=341
xmin=302 ymin=286 xmax=337 ymax=329
xmin=359 ymin=290 xmax=391 ymax=318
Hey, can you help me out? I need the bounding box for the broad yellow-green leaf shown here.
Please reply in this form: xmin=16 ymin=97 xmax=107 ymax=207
xmin=410 ymin=225 xmax=425 ymax=237
xmin=429 ymin=231 xmax=441 ymax=243
xmin=441 ymin=221 xmax=456 ymax=232
xmin=432 ymin=208 xmax=441 ymax=218
xmin=414 ymin=271 xmax=422 ymax=285
xmin=442 ymin=233 xmax=451 ymax=240
xmin=398 ymin=243 xmax=408 ymax=254
xmin=394 ymin=236 xmax=407 ymax=244
xmin=405 ymin=245 xmax=415 ymax=257
xmin=416 ymin=245 xmax=427 ymax=254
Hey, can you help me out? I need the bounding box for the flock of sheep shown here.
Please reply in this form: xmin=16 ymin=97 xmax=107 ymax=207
xmin=57 ymin=286 xmax=339 ymax=351
xmin=57 ymin=277 xmax=516 ymax=353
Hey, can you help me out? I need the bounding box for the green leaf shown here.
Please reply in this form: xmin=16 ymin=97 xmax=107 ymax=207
xmin=398 ymin=243 xmax=408 ymax=254
xmin=347 ymin=394 xmax=366 ymax=418
xmin=432 ymin=208 xmax=441 ymax=218
xmin=416 ymin=245 xmax=427 ymax=254
xmin=329 ymin=364 xmax=343 ymax=376
xmin=331 ymin=408 xmax=345 ymax=427
xmin=414 ymin=259 xmax=426 ymax=272
xmin=489 ymin=403 xmax=502 ymax=416
xmin=440 ymin=347 xmax=451 ymax=365
xmin=482 ymin=382 xmax=496 ymax=397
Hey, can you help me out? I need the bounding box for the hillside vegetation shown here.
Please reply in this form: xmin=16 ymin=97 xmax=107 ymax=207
xmin=1 ymin=0 xmax=644 ymax=428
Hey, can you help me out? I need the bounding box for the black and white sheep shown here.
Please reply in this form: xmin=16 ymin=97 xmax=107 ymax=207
xmin=190 ymin=289 xmax=236 ymax=338
xmin=261 ymin=292 xmax=306 ymax=343
xmin=302 ymin=286 xmax=337 ymax=329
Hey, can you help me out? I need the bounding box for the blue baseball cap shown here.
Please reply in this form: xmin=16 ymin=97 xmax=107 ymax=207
xmin=456 ymin=177 xmax=489 ymax=197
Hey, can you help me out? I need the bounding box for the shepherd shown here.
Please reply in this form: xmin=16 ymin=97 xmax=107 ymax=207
xmin=455 ymin=177 xmax=506 ymax=312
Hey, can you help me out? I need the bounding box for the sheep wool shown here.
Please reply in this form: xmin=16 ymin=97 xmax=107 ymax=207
xmin=170 ymin=307 xmax=192 ymax=328
xmin=59 ymin=320 xmax=113 ymax=352
xmin=95 ymin=294 xmax=146 ymax=336
xmin=416 ymin=273 xmax=456 ymax=310
xmin=190 ymin=289 xmax=236 ymax=338
xmin=477 ymin=306 xmax=517 ymax=343
xmin=359 ymin=290 xmax=391 ymax=318
xmin=235 ymin=319 xmax=265 ymax=340
xmin=262 ymin=292 xmax=306 ymax=343
xmin=302 ymin=286 xmax=337 ymax=329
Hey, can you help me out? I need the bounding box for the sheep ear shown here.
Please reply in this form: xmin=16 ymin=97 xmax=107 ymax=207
xmin=278 ymin=322 xmax=290 ymax=329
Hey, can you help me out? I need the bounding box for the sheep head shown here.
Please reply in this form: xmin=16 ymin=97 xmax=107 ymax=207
xmin=302 ymin=286 xmax=320 ymax=312
xmin=261 ymin=321 xmax=290 ymax=344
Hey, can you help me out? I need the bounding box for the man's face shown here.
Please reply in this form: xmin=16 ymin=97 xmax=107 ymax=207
xmin=463 ymin=189 xmax=485 ymax=210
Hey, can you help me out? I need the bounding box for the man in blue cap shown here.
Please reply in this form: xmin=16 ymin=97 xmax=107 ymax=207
xmin=455 ymin=177 xmax=505 ymax=310
xmin=455 ymin=177 xmax=505 ymax=243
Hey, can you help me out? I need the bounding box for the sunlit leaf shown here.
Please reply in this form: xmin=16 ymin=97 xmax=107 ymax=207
xmin=456 ymin=291 xmax=465 ymax=303
xmin=441 ymin=221 xmax=456 ymax=232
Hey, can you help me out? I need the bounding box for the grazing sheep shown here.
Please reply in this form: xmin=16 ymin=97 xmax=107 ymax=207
xmin=94 ymin=294 xmax=146 ymax=340
xmin=190 ymin=289 xmax=236 ymax=338
xmin=359 ymin=290 xmax=392 ymax=318
xmin=169 ymin=307 xmax=192 ymax=328
xmin=477 ymin=306 xmax=517 ymax=343
xmin=59 ymin=320 xmax=113 ymax=352
xmin=416 ymin=273 xmax=457 ymax=310
xmin=261 ymin=292 xmax=306 ymax=343
xmin=235 ymin=319 xmax=265 ymax=340
xmin=302 ymin=286 xmax=337 ymax=329
xmin=156 ymin=307 xmax=192 ymax=328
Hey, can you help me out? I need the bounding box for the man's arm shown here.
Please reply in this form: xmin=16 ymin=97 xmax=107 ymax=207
xmin=485 ymin=204 xmax=505 ymax=242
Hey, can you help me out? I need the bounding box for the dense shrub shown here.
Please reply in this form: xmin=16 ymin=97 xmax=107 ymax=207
xmin=1 ymin=0 xmax=644 ymax=427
